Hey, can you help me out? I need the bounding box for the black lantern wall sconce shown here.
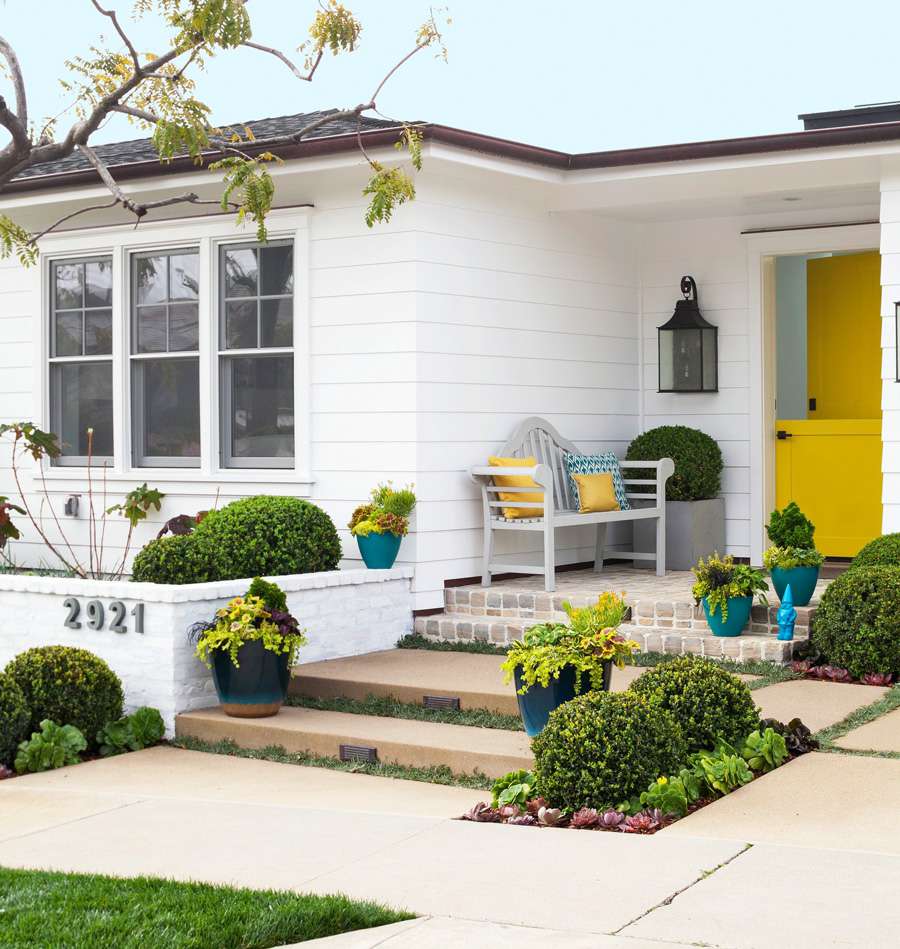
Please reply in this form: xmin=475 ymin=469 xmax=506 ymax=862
xmin=658 ymin=276 xmax=718 ymax=393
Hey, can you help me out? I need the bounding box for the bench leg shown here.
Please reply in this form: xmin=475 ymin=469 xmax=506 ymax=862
xmin=482 ymin=522 xmax=494 ymax=587
xmin=543 ymin=518 xmax=556 ymax=593
xmin=594 ymin=523 xmax=607 ymax=573
xmin=655 ymin=513 xmax=666 ymax=577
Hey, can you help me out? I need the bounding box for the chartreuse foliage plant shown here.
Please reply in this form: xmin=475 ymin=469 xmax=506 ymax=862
xmin=691 ymin=553 xmax=768 ymax=621
xmin=763 ymin=502 xmax=823 ymax=570
xmin=742 ymin=727 xmax=788 ymax=773
xmin=625 ymin=425 xmax=723 ymax=501
xmin=690 ymin=740 xmax=753 ymax=796
xmin=501 ymin=593 xmax=638 ymax=695
xmin=15 ymin=720 xmax=87 ymax=774
xmin=491 ymin=770 xmax=538 ymax=808
xmin=97 ymin=707 xmax=166 ymax=757
xmin=349 ymin=482 xmax=417 ymax=537
xmin=629 ymin=656 xmax=760 ymax=754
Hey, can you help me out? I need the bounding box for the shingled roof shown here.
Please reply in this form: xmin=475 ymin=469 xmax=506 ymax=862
xmin=15 ymin=109 xmax=401 ymax=181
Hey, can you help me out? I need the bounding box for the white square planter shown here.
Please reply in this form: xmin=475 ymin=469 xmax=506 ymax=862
xmin=633 ymin=498 xmax=726 ymax=571
xmin=0 ymin=567 xmax=413 ymax=735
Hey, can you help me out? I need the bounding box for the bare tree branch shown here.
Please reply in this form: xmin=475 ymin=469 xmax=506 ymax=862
xmin=113 ymin=104 xmax=161 ymax=124
xmin=78 ymin=142 xmax=145 ymax=215
xmin=242 ymin=41 xmax=323 ymax=83
xmin=0 ymin=35 xmax=27 ymax=128
xmin=90 ymin=0 xmax=143 ymax=75
xmin=29 ymin=198 xmax=120 ymax=243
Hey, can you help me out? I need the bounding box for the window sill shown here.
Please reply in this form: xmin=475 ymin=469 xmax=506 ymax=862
xmin=33 ymin=467 xmax=315 ymax=496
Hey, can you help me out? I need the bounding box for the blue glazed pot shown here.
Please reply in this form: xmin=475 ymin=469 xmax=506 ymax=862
xmin=211 ymin=639 xmax=291 ymax=718
xmin=513 ymin=662 xmax=612 ymax=737
xmin=703 ymin=595 xmax=753 ymax=638
xmin=770 ymin=565 xmax=819 ymax=607
xmin=356 ymin=532 xmax=403 ymax=569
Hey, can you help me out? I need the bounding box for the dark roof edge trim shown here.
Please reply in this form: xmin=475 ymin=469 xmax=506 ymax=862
xmin=7 ymin=119 xmax=900 ymax=197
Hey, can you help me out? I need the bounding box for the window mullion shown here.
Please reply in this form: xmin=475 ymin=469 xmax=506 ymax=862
xmin=198 ymin=237 xmax=215 ymax=475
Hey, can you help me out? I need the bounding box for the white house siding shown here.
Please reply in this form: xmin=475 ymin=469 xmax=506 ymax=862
xmin=409 ymin=172 xmax=641 ymax=608
xmin=880 ymin=178 xmax=900 ymax=531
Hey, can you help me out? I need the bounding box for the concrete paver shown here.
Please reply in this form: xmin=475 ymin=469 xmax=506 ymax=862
xmin=752 ymin=678 xmax=888 ymax=731
xmin=666 ymin=752 xmax=900 ymax=853
xmin=835 ymin=705 xmax=900 ymax=752
xmin=0 ymin=784 xmax=140 ymax=842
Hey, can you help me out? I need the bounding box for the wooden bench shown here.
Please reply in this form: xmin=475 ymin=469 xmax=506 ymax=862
xmin=470 ymin=416 xmax=674 ymax=592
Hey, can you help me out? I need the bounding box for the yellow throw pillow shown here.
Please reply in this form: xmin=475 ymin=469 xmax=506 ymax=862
xmin=488 ymin=455 xmax=544 ymax=519
xmin=573 ymin=472 xmax=620 ymax=513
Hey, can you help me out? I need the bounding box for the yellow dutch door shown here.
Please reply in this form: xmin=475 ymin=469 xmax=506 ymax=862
xmin=775 ymin=251 xmax=882 ymax=556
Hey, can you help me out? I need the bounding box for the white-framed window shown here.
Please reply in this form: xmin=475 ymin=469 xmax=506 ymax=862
xmin=130 ymin=249 xmax=201 ymax=467
xmin=218 ymin=241 xmax=295 ymax=469
xmin=48 ymin=256 xmax=115 ymax=465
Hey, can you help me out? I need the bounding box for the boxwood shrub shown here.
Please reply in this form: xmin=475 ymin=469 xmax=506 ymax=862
xmin=195 ymin=496 xmax=342 ymax=581
xmin=131 ymin=534 xmax=214 ymax=584
xmin=811 ymin=566 xmax=900 ymax=678
xmin=532 ymin=691 xmax=686 ymax=810
xmin=4 ymin=646 xmax=124 ymax=746
xmin=625 ymin=425 xmax=722 ymax=501
xmin=629 ymin=656 xmax=759 ymax=753
xmin=851 ymin=533 xmax=900 ymax=571
xmin=0 ymin=670 xmax=29 ymax=766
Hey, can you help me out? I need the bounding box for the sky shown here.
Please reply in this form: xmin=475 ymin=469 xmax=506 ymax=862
xmin=3 ymin=0 xmax=900 ymax=153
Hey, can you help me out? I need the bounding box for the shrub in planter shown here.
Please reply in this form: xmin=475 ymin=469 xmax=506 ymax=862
xmin=811 ymin=566 xmax=900 ymax=678
xmin=851 ymin=533 xmax=900 ymax=571
xmin=532 ymin=691 xmax=687 ymax=810
xmin=0 ymin=671 xmax=29 ymax=767
xmin=4 ymin=646 xmax=123 ymax=745
xmin=629 ymin=656 xmax=760 ymax=753
xmin=349 ymin=482 xmax=417 ymax=569
xmin=691 ymin=554 xmax=768 ymax=637
xmin=15 ymin=719 xmax=87 ymax=774
xmin=196 ymin=496 xmax=341 ymax=580
xmin=625 ymin=425 xmax=722 ymax=502
xmin=763 ymin=503 xmax=823 ymax=606
xmin=131 ymin=533 xmax=215 ymax=584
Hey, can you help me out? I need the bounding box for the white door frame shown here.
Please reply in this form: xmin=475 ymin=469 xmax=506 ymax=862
xmin=745 ymin=222 xmax=881 ymax=564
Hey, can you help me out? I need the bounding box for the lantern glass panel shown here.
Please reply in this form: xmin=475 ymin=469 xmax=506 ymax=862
xmin=659 ymin=329 xmax=674 ymax=391
xmin=702 ymin=327 xmax=718 ymax=390
xmin=673 ymin=328 xmax=702 ymax=391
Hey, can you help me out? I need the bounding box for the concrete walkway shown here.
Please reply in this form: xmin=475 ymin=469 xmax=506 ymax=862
xmin=3 ymin=745 xmax=900 ymax=947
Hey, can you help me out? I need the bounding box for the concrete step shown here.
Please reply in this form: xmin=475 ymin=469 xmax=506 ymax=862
xmin=415 ymin=613 xmax=804 ymax=663
xmin=175 ymin=705 xmax=532 ymax=779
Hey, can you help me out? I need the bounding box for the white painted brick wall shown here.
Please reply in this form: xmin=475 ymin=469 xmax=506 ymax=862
xmin=0 ymin=568 xmax=413 ymax=735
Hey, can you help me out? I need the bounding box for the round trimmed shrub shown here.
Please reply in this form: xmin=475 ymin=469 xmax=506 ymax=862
xmin=532 ymin=691 xmax=687 ymax=810
xmin=0 ymin=671 xmax=29 ymax=766
xmin=629 ymin=656 xmax=759 ymax=753
xmin=4 ymin=646 xmax=124 ymax=745
xmin=811 ymin=566 xmax=900 ymax=678
xmin=625 ymin=425 xmax=723 ymax=501
xmin=851 ymin=534 xmax=900 ymax=571
xmin=195 ymin=496 xmax=342 ymax=580
xmin=131 ymin=534 xmax=214 ymax=584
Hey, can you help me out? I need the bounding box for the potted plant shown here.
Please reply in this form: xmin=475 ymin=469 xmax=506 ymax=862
xmin=500 ymin=593 xmax=638 ymax=736
xmin=191 ymin=578 xmax=307 ymax=718
xmin=762 ymin=502 xmax=824 ymax=607
xmin=627 ymin=426 xmax=725 ymax=571
xmin=692 ymin=554 xmax=768 ymax=638
xmin=348 ymin=482 xmax=416 ymax=569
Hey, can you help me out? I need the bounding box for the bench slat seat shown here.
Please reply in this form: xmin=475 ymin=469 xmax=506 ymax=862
xmin=470 ymin=417 xmax=674 ymax=592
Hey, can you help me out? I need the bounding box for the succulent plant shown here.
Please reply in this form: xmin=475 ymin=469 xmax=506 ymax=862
xmin=0 ymin=763 xmax=13 ymax=780
xmin=622 ymin=811 xmax=659 ymax=834
xmin=499 ymin=804 xmax=521 ymax=820
xmin=537 ymin=806 xmax=565 ymax=827
xmin=462 ymin=802 xmax=502 ymax=823
xmin=507 ymin=814 xmax=538 ymax=826
xmin=598 ymin=808 xmax=625 ymax=829
xmin=759 ymin=717 xmax=819 ymax=755
xmin=570 ymin=807 xmax=600 ymax=829
xmin=861 ymin=671 xmax=894 ymax=687
xmin=526 ymin=795 xmax=548 ymax=816
xmin=791 ymin=660 xmax=812 ymax=675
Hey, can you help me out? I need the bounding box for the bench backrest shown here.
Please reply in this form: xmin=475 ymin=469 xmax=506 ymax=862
xmin=497 ymin=416 xmax=580 ymax=512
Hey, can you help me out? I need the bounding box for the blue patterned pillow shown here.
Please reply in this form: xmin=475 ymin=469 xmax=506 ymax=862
xmin=564 ymin=452 xmax=631 ymax=511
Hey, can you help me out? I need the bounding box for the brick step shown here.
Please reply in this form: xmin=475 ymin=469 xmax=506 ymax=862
xmin=175 ymin=705 xmax=531 ymax=780
xmin=415 ymin=612 xmax=804 ymax=663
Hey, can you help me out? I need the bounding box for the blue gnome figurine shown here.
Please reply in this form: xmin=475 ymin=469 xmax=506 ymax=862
xmin=777 ymin=584 xmax=797 ymax=641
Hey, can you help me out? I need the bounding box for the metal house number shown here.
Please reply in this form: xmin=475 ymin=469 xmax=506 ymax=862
xmin=62 ymin=598 xmax=144 ymax=634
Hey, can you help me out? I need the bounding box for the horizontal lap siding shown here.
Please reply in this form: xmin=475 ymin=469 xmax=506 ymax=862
xmin=639 ymin=218 xmax=752 ymax=559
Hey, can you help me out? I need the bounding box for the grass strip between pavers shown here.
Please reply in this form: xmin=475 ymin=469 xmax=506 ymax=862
xmin=171 ymin=734 xmax=494 ymax=790
xmin=0 ymin=865 xmax=413 ymax=949
xmin=286 ymin=692 xmax=524 ymax=731
xmin=814 ymin=683 xmax=900 ymax=760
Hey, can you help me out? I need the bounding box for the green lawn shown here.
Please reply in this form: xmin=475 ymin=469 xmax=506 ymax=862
xmin=0 ymin=867 xmax=413 ymax=948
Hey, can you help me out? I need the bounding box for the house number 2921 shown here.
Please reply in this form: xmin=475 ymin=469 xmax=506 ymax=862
xmin=62 ymin=598 xmax=144 ymax=634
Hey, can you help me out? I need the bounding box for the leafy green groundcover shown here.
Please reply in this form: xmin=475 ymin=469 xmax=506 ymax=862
xmin=0 ymin=866 xmax=412 ymax=949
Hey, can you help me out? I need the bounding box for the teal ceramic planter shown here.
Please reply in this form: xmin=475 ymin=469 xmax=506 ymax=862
xmin=513 ymin=662 xmax=612 ymax=737
xmin=356 ymin=532 xmax=402 ymax=569
xmin=211 ymin=640 xmax=290 ymax=718
xmin=770 ymin=565 xmax=819 ymax=607
xmin=702 ymin=595 xmax=753 ymax=637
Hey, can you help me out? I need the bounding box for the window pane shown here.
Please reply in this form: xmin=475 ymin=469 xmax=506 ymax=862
xmin=85 ymin=260 xmax=112 ymax=307
xmin=54 ymin=311 xmax=82 ymax=357
xmin=260 ymin=298 xmax=292 ymax=347
xmin=223 ymin=247 xmax=257 ymax=297
xmin=169 ymin=253 xmax=199 ymax=301
xmin=54 ymin=263 xmax=83 ymax=310
xmin=225 ymin=300 xmax=257 ymax=349
xmin=136 ymin=305 xmax=167 ymax=353
xmin=133 ymin=358 xmax=200 ymax=462
xmin=169 ymin=304 xmax=199 ymax=352
xmin=135 ymin=255 xmax=168 ymax=304
xmin=51 ymin=361 xmax=113 ymax=459
xmin=228 ymin=355 xmax=294 ymax=460
xmin=260 ymin=244 xmax=293 ymax=296
xmin=84 ymin=309 xmax=113 ymax=355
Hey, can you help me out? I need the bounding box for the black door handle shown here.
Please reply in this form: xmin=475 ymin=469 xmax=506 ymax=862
xmin=776 ymin=430 xmax=792 ymax=440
